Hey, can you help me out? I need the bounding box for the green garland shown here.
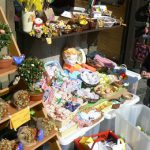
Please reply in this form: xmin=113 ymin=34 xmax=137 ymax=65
xmin=18 ymin=57 xmax=45 ymax=90
xmin=0 ymin=23 xmax=12 ymax=50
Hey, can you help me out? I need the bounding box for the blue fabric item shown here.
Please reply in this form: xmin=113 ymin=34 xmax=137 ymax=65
xmin=69 ymin=71 xmax=81 ymax=80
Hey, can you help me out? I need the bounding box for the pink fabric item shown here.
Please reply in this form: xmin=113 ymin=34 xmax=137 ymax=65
xmin=94 ymin=54 xmax=117 ymax=68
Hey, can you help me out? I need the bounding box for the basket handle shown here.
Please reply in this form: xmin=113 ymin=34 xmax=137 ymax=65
xmin=116 ymin=138 xmax=126 ymax=150
xmin=90 ymin=137 xmax=106 ymax=150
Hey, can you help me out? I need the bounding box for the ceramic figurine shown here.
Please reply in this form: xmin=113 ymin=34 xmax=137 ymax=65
xmin=13 ymin=54 xmax=25 ymax=66
xmin=37 ymin=129 xmax=44 ymax=141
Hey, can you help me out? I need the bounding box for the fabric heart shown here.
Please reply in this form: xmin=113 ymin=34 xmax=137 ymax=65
xmin=13 ymin=54 xmax=25 ymax=65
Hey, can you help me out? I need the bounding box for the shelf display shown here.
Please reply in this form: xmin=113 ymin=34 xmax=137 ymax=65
xmin=0 ymin=1 xmax=144 ymax=149
xmin=38 ymin=46 xmax=140 ymax=141
xmin=17 ymin=1 xmax=124 ymax=43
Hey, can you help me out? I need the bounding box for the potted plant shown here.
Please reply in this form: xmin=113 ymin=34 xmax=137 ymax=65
xmin=36 ymin=117 xmax=55 ymax=136
xmin=17 ymin=126 xmax=37 ymax=147
xmin=0 ymin=139 xmax=17 ymax=150
xmin=0 ymin=98 xmax=8 ymax=120
xmin=0 ymin=23 xmax=12 ymax=69
xmin=17 ymin=0 xmax=44 ymax=32
xmin=18 ymin=57 xmax=45 ymax=101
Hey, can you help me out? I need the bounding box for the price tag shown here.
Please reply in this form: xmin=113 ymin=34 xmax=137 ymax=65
xmin=10 ymin=107 xmax=30 ymax=130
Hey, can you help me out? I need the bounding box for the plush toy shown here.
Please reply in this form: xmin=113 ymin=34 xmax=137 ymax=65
xmin=63 ymin=48 xmax=82 ymax=72
xmin=63 ymin=48 xmax=95 ymax=73
xmin=33 ymin=18 xmax=43 ymax=38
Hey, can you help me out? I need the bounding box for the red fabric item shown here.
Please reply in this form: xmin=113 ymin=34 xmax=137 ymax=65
xmin=74 ymin=130 xmax=119 ymax=150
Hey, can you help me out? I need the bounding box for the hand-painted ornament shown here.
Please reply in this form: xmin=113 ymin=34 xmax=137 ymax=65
xmin=37 ymin=129 xmax=44 ymax=141
xmin=17 ymin=143 xmax=23 ymax=150
xmin=13 ymin=54 xmax=25 ymax=65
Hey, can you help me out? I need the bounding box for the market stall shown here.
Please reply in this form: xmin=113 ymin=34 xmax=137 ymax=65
xmin=0 ymin=1 xmax=145 ymax=150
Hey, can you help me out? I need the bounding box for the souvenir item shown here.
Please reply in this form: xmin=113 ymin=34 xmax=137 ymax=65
xmin=33 ymin=18 xmax=44 ymax=38
xmin=94 ymin=54 xmax=117 ymax=69
xmin=64 ymin=101 xmax=80 ymax=112
xmin=86 ymin=57 xmax=105 ymax=70
xmin=36 ymin=117 xmax=55 ymax=136
xmin=0 ymin=99 xmax=7 ymax=120
xmin=46 ymin=103 xmax=72 ymax=123
xmin=61 ymin=79 xmax=82 ymax=93
xmin=98 ymin=16 xmax=116 ymax=27
xmin=37 ymin=129 xmax=44 ymax=141
xmin=113 ymin=65 xmax=127 ymax=80
xmin=13 ymin=90 xmax=30 ymax=109
xmin=18 ymin=0 xmax=43 ymax=32
xmin=98 ymin=73 xmax=118 ymax=85
xmin=17 ymin=143 xmax=24 ymax=150
xmin=13 ymin=54 xmax=25 ymax=66
xmin=0 ymin=139 xmax=17 ymax=150
xmin=44 ymin=61 xmax=64 ymax=79
xmin=17 ymin=126 xmax=37 ymax=147
xmin=74 ymin=88 xmax=99 ymax=103
xmin=80 ymin=70 xmax=99 ymax=87
xmin=74 ymin=109 xmax=102 ymax=127
xmin=76 ymin=48 xmax=86 ymax=64
xmin=63 ymin=48 xmax=79 ymax=66
xmin=94 ymin=85 xmax=119 ymax=96
xmin=42 ymin=86 xmax=54 ymax=104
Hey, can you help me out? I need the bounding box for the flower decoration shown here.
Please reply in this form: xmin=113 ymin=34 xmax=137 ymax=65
xmin=0 ymin=23 xmax=12 ymax=50
xmin=17 ymin=0 xmax=44 ymax=12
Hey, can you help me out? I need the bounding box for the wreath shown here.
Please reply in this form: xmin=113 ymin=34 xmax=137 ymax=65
xmin=0 ymin=23 xmax=12 ymax=50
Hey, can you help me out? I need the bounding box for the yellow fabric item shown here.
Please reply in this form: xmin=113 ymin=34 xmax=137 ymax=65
xmin=79 ymin=137 xmax=94 ymax=144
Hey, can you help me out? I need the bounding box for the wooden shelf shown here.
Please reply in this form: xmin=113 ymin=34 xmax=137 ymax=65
xmin=0 ymin=100 xmax=42 ymax=124
xmin=0 ymin=88 xmax=9 ymax=96
xmin=20 ymin=25 xmax=122 ymax=41
xmin=0 ymin=65 xmax=17 ymax=77
xmin=24 ymin=130 xmax=61 ymax=150
xmin=52 ymin=25 xmax=122 ymax=40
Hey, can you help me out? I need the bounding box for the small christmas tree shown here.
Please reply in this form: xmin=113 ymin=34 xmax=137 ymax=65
xmin=18 ymin=57 xmax=45 ymax=93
